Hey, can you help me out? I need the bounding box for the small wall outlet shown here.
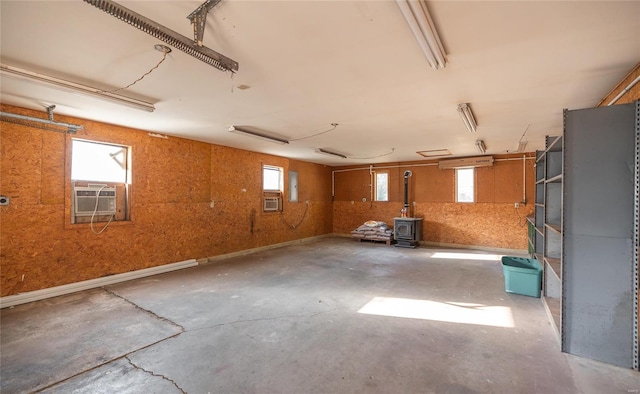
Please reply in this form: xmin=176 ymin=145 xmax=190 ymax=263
xmin=514 ymin=202 xmax=520 ymax=208
xmin=209 ymin=201 xmax=215 ymax=208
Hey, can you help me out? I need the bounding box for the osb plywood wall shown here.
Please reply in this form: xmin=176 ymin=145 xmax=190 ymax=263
xmin=597 ymin=62 xmax=640 ymax=106
xmin=333 ymin=156 xmax=535 ymax=250
xmin=0 ymin=105 xmax=332 ymax=296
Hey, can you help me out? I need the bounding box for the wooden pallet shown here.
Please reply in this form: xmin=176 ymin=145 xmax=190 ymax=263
xmin=356 ymin=238 xmax=394 ymax=246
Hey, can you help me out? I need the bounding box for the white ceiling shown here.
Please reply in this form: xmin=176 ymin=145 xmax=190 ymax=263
xmin=1 ymin=1 xmax=639 ymax=165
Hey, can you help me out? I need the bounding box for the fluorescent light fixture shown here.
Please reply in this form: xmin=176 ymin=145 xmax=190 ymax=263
xmin=0 ymin=64 xmax=155 ymax=112
xmin=475 ymin=140 xmax=486 ymax=154
xmin=395 ymin=0 xmax=446 ymax=69
xmin=517 ymin=140 xmax=528 ymax=152
xmin=228 ymin=126 xmax=289 ymax=144
xmin=317 ymin=148 xmax=347 ymax=159
xmin=457 ymin=103 xmax=477 ymax=133
xmin=417 ymin=149 xmax=451 ymax=158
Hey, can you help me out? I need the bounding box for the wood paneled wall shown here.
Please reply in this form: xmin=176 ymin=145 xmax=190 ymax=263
xmin=0 ymin=105 xmax=333 ymax=296
xmin=598 ymin=62 xmax=640 ymax=106
xmin=332 ymin=156 xmax=535 ymax=250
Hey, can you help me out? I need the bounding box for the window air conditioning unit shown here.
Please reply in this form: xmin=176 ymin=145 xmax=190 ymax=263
xmin=74 ymin=186 xmax=116 ymax=216
xmin=438 ymin=156 xmax=494 ymax=169
xmin=264 ymin=197 xmax=281 ymax=212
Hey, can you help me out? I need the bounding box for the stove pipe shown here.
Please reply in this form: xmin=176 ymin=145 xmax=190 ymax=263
xmin=403 ymin=170 xmax=412 ymax=214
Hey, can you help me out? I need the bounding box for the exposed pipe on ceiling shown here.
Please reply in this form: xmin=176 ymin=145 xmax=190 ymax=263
xmin=607 ymin=75 xmax=640 ymax=106
xmin=330 ymin=157 xmax=535 ymax=199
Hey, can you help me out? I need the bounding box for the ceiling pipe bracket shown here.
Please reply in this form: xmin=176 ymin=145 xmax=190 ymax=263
xmin=84 ymin=0 xmax=238 ymax=73
xmin=187 ymin=0 xmax=222 ymax=47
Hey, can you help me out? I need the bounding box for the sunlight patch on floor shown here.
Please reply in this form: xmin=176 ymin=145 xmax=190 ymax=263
xmin=431 ymin=252 xmax=504 ymax=261
xmin=358 ymin=297 xmax=514 ymax=328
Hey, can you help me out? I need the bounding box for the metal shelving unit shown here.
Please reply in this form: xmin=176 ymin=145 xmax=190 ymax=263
xmin=528 ymin=103 xmax=639 ymax=370
xmin=531 ymin=136 xmax=564 ymax=337
xmin=562 ymin=102 xmax=639 ymax=369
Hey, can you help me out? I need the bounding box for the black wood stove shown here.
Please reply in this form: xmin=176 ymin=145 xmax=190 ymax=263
xmin=394 ymin=170 xmax=423 ymax=248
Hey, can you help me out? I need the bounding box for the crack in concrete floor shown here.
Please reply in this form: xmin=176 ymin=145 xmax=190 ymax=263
xmin=125 ymin=355 xmax=187 ymax=394
xmin=103 ymin=287 xmax=186 ymax=333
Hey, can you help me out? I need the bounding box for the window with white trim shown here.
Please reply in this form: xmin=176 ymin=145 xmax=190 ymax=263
xmin=71 ymin=139 xmax=131 ymax=224
xmin=263 ymin=165 xmax=283 ymax=212
xmin=375 ymin=172 xmax=389 ymax=201
xmin=456 ymin=168 xmax=474 ymax=203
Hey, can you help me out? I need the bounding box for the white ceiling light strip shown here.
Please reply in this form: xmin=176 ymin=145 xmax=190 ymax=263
xmin=395 ymin=0 xmax=447 ymax=69
xmin=0 ymin=63 xmax=155 ymax=112
xmin=228 ymin=126 xmax=289 ymax=144
xmin=457 ymin=103 xmax=477 ymax=133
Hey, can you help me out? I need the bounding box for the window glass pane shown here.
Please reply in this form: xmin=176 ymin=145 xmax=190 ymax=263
xmin=376 ymin=173 xmax=388 ymax=201
xmin=71 ymin=140 xmax=127 ymax=183
xmin=456 ymin=168 xmax=474 ymax=202
xmin=263 ymin=166 xmax=282 ymax=190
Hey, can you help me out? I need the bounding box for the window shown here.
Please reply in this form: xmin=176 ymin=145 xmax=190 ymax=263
xmin=71 ymin=139 xmax=131 ymax=223
xmin=263 ymin=165 xmax=283 ymax=191
xmin=72 ymin=140 xmax=129 ymax=183
xmin=375 ymin=172 xmax=389 ymax=201
xmin=456 ymin=168 xmax=474 ymax=203
xmin=263 ymin=165 xmax=283 ymax=212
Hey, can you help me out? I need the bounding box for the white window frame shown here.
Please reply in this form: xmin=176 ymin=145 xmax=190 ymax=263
xmin=70 ymin=139 xmax=131 ymax=223
xmin=263 ymin=165 xmax=283 ymax=212
xmin=263 ymin=165 xmax=283 ymax=192
xmin=71 ymin=139 xmax=130 ymax=184
xmin=456 ymin=168 xmax=475 ymax=203
xmin=375 ymin=172 xmax=389 ymax=202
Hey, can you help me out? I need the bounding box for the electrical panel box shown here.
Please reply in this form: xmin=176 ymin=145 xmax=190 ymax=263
xmin=74 ymin=186 xmax=116 ymax=216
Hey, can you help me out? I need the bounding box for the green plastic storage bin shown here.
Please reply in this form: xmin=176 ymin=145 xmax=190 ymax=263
xmin=501 ymin=256 xmax=542 ymax=298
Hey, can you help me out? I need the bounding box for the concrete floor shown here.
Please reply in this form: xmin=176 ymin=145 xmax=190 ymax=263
xmin=1 ymin=237 xmax=639 ymax=393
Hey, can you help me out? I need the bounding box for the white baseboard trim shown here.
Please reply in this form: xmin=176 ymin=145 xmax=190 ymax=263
xmin=203 ymin=234 xmax=332 ymax=263
xmin=0 ymin=259 xmax=198 ymax=309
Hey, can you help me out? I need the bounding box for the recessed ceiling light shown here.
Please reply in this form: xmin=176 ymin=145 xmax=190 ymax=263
xmin=417 ymin=149 xmax=451 ymax=158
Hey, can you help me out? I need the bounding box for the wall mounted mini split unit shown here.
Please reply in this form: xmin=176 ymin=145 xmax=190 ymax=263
xmin=438 ymin=156 xmax=494 ymax=169
xmin=263 ymin=197 xmax=281 ymax=212
xmin=74 ymin=185 xmax=116 ymax=216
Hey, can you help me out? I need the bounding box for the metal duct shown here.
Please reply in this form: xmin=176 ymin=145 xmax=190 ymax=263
xmin=84 ymin=0 xmax=239 ymax=73
xmin=0 ymin=107 xmax=82 ymax=134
